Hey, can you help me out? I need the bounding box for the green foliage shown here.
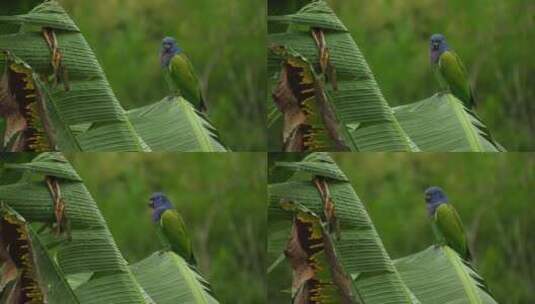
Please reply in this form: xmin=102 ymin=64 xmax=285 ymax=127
xmin=395 ymin=246 xmax=496 ymax=304
xmin=0 ymin=153 xmax=148 ymax=303
xmin=66 ymin=153 xmax=267 ymax=304
xmin=394 ymin=94 xmax=503 ymax=152
xmin=321 ymin=0 xmax=533 ymax=151
xmin=267 ymin=153 xmax=509 ymax=303
xmin=268 ymin=1 xmax=507 ymax=152
xmin=56 ymin=0 xmax=267 ymax=151
xmin=268 ymin=153 xmax=415 ymax=303
xmin=332 ymin=153 xmax=535 ymax=303
xmin=268 ymin=1 xmax=414 ymax=152
xmin=0 ymin=2 xmax=145 ymax=151
xmin=131 ymin=252 xmax=218 ymax=304
xmin=127 ymin=97 xmax=227 ymax=152
xmin=0 ymin=1 xmax=230 ymax=152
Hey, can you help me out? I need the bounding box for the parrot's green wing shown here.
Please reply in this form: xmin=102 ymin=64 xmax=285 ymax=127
xmin=434 ymin=203 xmax=471 ymax=260
xmin=438 ymin=50 xmax=475 ymax=108
xmin=160 ymin=209 xmax=196 ymax=265
xmin=168 ymin=53 xmax=207 ymax=112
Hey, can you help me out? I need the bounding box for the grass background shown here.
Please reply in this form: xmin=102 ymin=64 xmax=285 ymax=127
xmin=1 ymin=0 xmax=267 ymax=151
xmin=268 ymin=0 xmax=534 ymax=151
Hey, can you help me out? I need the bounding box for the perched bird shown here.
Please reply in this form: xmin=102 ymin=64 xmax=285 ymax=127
xmin=159 ymin=37 xmax=207 ymax=112
xmin=149 ymin=192 xmax=196 ymax=265
xmin=424 ymin=186 xmax=472 ymax=261
xmin=429 ymin=34 xmax=475 ymax=109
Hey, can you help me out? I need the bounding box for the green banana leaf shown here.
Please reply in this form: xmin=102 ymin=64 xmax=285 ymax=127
xmin=0 ymin=51 xmax=83 ymax=151
xmin=0 ymin=152 xmax=147 ymax=303
xmin=268 ymin=1 xmax=414 ymax=152
xmin=0 ymin=152 xmax=221 ymax=303
xmin=268 ymin=153 xmax=416 ymax=303
xmin=393 ymin=94 xmax=505 ymax=152
xmin=0 ymin=204 xmax=80 ymax=303
xmin=0 ymin=1 xmax=145 ymax=151
xmin=0 ymin=1 xmax=227 ymax=152
xmin=131 ymin=252 xmax=218 ymax=304
xmin=395 ymin=246 xmax=497 ymax=304
xmin=127 ymin=97 xmax=227 ymax=152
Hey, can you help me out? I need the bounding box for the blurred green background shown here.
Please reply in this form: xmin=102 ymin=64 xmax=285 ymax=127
xmin=333 ymin=153 xmax=534 ymax=304
xmin=1 ymin=0 xmax=267 ymax=151
xmin=66 ymin=153 xmax=267 ymax=303
xmin=269 ymin=0 xmax=534 ymax=151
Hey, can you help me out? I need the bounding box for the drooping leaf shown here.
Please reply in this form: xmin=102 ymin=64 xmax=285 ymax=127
xmin=271 ymin=46 xmax=348 ymax=152
xmin=0 ymin=51 xmax=58 ymax=152
xmin=281 ymin=200 xmax=354 ymax=303
xmin=0 ymin=204 xmax=80 ymax=304
xmin=0 ymin=204 xmax=47 ymax=304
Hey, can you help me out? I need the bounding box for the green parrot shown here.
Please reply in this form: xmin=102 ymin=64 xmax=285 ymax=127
xmin=425 ymin=186 xmax=472 ymax=261
xmin=430 ymin=34 xmax=475 ymax=109
xmin=160 ymin=36 xmax=207 ymax=112
xmin=149 ymin=192 xmax=196 ymax=265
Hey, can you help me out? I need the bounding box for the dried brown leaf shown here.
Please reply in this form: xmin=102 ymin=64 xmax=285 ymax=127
xmin=0 ymin=208 xmax=46 ymax=303
xmin=311 ymin=28 xmax=338 ymax=91
xmin=313 ymin=177 xmax=340 ymax=239
xmin=273 ymin=63 xmax=309 ymax=151
xmin=45 ymin=176 xmax=70 ymax=238
xmin=0 ymin=53 xmax=54 ymax=151
xmin=285 ymin=222 xmax=315 ymax=295
xmin=42 ymin=27 xmax=69 ymax=91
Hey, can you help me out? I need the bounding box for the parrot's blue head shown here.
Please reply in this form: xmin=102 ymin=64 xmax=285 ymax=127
xmin=425 ymin=186 xmax=448 ymax=216
xmin=429 ymin=33 xmax=449 ymax=64
xmin=160 ymin=36 xmax=182 ymax=68
xmin=149 ymin=192 xmax=174 ymax=222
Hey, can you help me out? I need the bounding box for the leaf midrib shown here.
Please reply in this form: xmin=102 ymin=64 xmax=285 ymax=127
xmin=444 ymin=247 xmax=482 ymax=304
xmin=447 ymin=96 xmax=483 ymax=151
xmin=178 ymin=99 xmax=215 ymax=152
